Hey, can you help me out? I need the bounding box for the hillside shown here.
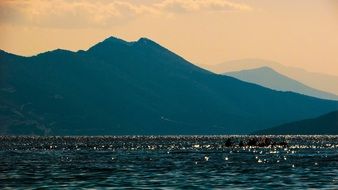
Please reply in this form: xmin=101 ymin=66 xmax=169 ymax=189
xmin=1 ymin=37 xmax=338 ymax=135
xmin=225 ymin=67 xmax=338 ymax=100
xmin=207 ymin=59 xmax=338 ymax=96
xmin=254 ymin=111 xmax=338 ymax=135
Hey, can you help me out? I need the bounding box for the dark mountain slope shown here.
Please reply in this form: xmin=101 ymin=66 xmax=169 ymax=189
xmin=254 ymin=111 xmax=338 ymax=135
xmin=1 ymin=37 xmax=338 ymax=135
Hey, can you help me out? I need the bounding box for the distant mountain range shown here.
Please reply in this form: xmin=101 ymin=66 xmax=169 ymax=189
xmin=254 ymin=110 xmax=338 ymax=135
xmin=225 ymin=67 xmax=338 ymax=100
xmin=1 ymin=37 xmax=338 ymax=135
xmin=207 ymin=59 xmax=338 ymax=97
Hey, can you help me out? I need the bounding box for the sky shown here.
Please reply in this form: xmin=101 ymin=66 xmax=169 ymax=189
xmin=0 ymin=0 xmax=338 ymax=76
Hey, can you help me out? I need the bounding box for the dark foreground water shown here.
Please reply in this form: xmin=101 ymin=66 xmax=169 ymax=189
xmin=0 ymin=136 xmax=337 ymax=189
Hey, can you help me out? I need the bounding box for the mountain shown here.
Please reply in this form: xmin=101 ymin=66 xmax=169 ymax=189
xmin=206 ymin=59 xmax=338 ymax=96
xmin=225 ymin=67 xmax=338 ymax=100
xmin=254 ymin=111 xmax=338 ymax=135
xmin=1 ymin=37 xmax=338 ymax=135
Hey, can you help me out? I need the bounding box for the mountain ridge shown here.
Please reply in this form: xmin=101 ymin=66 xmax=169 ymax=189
xmin=207 ymin=59 xmax=338 ymax=96
xmin=254 ymin=110 xmax=338 ymax=135
xmin=225 ymin=66 xmax=338 ymax=100
xmin=1 ymin=36 xmax=338 ymax=135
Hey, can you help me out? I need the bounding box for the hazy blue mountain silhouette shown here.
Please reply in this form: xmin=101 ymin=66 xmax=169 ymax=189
xmin=207 ymin=59 xmax=338 ymax=96
xmin=254 ymin=111 xmax=338 ymax=135
xmin=1 ymin=37 xmax=338 ymax=135
xmin=225 ymin=67 xmax=338 ymax=100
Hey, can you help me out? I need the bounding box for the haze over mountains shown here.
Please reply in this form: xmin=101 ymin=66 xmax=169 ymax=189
xmin=225 ymin=67 xmax=338 ymax=101
xmin=1 ymin=37 xmax=338 ymax=135
xmin=207 ymin=59 xmax=338 ymax=97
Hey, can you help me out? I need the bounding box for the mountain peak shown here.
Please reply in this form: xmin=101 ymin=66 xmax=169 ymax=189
xmin=2 ymin=36 xmax=338 ymax=135
xmin=87 ymin=36 xmax=130 ymax=52
xmin=247 ymin=66 xmax=276 ymax=73
xmin=36 ymin=48 xmax=74 ymax=57
xmin=103 ymin=36 xmax=129 ymax=44
xmin=256 ymin=66 xmax=274 ymax=71
xmin=102 ymin=36 xmax=154 ymax=45
xmin=88 ymin=36 xmax=166 ymax=52
xmin=225 ymin=66 xmax=338 ymax=101
xmin=137 ymin=37 xmax=153 ymax=43
xmin=101 ymin=36 xmax=157 ymax=46
xmin=135 ymin=37 xmax=163 ymax=48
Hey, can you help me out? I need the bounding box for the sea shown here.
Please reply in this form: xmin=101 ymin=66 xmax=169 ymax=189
xmin=0 ymin=135 xmax=337 ymax=189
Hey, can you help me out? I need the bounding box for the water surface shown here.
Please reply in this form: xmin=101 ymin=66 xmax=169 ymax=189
xmin=0 ymin=136 xmax=337 ymax=189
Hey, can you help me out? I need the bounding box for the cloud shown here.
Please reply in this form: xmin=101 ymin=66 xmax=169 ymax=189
xmin=0 ymin=0 xmax=252 ymax=28
xmin=0 ymin=0 xmax=158 ymax=28
xmin=156 ymin=0 xmax=252 ymax=13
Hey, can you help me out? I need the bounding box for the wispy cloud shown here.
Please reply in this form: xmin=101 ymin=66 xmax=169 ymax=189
xmin=0 ymin=0 xmax=253 ymax=28
xmin=156 ymin=0 xmax=252 ymax=13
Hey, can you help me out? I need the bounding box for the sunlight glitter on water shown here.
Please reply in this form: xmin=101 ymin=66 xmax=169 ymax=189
xmin=0 ymin=135 xmax=337 ymax=189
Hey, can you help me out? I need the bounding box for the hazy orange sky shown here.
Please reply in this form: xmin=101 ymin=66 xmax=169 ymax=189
xmin=0 ymin=0 xmax=338 ymax=75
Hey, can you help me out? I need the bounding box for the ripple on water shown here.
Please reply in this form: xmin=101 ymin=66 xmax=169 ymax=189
xmin=0 ymin=135 xmax=337 ymax=189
